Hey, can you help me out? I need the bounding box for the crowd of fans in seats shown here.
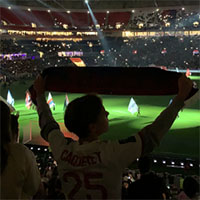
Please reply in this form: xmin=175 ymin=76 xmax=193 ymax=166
xmin=128 ymin=9 xmax=199 ymax=31
xmin=0 ymin=34 xmax=199 ymax=83
xmin=1 ymin=6 xmax=199 ymax=31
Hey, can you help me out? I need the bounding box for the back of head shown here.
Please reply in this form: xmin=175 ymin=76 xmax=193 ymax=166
xmin=0 ymin=101 xmax=12 ymax=174
xmin=64 ymin=94 xmax=102 ymax=139
xmin=138 ymin=156 xmax=152 ymax=174
xmin=11 ymin=114 xmax=19 ymax=142
xmin=183 ymin=176 xmax=199 ymax=199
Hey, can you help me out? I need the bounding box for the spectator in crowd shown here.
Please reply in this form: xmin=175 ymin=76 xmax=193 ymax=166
xmin=0 ymin=35 xmax=199 ymax=85
xmin=127 ymin=156 xmax=168 ymax=199
xmin=33 ymin=74 xmax=193 ymax=199
xmin=10 ymin=112 xmax=19 ymax=143
xmin=0 ymin=101 xmax=41 ymax=199
xmin=122 ymin=180 xmax=130 ymax=199
xmin=47 ymin=166 xmax=65 ymax=199
xmin=177 ymin=176 xmax=199 ymax=200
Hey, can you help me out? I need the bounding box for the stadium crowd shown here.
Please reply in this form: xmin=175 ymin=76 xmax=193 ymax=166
xmin=128 ymin=9 xmax=199 ymax=31
xmin=1 ymin=6 xmax=200 ymax=84
xmin=0 ymin=35 xmax=200 ymax=83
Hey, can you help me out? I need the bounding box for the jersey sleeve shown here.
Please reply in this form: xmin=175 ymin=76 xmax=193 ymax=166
xmin=102 ymin=96 xmax=184 ymax=169
xmin=36 ymin=94 xmax=66 ymax=160
xmin=36 ymin=94 xmax=60 ymax=141
xmin=138 ymin=96 xmax=184 ymax=156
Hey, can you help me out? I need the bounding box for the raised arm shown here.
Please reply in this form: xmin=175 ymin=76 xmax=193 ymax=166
xmin=33 ymin=75 xmax=60 ymax=141
xmin=138 ymin=74 xmax=193 ymax=156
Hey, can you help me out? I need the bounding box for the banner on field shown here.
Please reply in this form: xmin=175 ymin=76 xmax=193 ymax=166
xmin=47 ymin=92 xmax=55 ymax=108
xmin=7 ymin=90 xmax=15 ymax=107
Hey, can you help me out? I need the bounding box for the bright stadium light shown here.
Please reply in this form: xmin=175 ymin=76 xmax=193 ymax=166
xmin=162 ymin=160 xmax=166 ymax=164
xmin=85 ymin=0 xmax=88 ymax=3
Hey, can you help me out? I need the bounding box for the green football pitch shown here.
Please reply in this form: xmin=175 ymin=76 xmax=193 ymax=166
xmin=1 ymin=75 xmax=199 ymax=159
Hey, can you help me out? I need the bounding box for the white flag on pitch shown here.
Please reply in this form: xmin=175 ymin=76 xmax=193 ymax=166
xmin=128 ymin=98 xmax=138 ymax=115
xmin=7 ymin=90 xmax=15 ymax=107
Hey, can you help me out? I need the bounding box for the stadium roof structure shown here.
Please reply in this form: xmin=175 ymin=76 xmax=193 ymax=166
xmin=3 ymin=0 xmax=199 ymax=10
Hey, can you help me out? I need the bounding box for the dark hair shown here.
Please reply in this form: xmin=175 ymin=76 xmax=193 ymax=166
xmin=183 ymin=176 xmax=199 ymax=198
xmin=11 ymin=114 xmax=19 ymax=142
xmin=0 ymin=101 xmax=11 ymax=174
xmin=64 ymin=94 xmax=102 ymax=139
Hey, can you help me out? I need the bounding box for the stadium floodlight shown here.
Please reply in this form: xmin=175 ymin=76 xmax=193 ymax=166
xmin=162 ymin=160 xmax=166 ymax=164
xmin=85 ymin=0 xmax=88 ymax=3
xmin=153 ymin=159 xmax=157 ymax=163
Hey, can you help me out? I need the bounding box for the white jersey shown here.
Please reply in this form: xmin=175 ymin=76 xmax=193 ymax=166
xmin=48 ymin=130 xmax=142 ymax=199
xmin=36 ymin=94 xmax=184 ymax=199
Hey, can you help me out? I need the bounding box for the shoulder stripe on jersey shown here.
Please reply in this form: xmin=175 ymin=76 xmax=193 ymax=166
xmin=119 ymin=136 xmax=136 ymax=144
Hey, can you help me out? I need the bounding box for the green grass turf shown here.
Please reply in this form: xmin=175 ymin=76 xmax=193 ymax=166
xmin=0 ymin=75 xmax=199 ymax=159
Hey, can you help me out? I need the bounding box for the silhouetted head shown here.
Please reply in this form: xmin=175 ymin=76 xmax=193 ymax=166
xmin=183 ymin=176 xmax=199 ymax=198
xmin=0 ymin=101 xmax=12 ymax=174
xmin=64 ymin=94 xmax=109 ymax=139
xmin=11 ymin=114 xmax=19 ymax=142
xmin=0 ymin=101 xmax=12 ymax=144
